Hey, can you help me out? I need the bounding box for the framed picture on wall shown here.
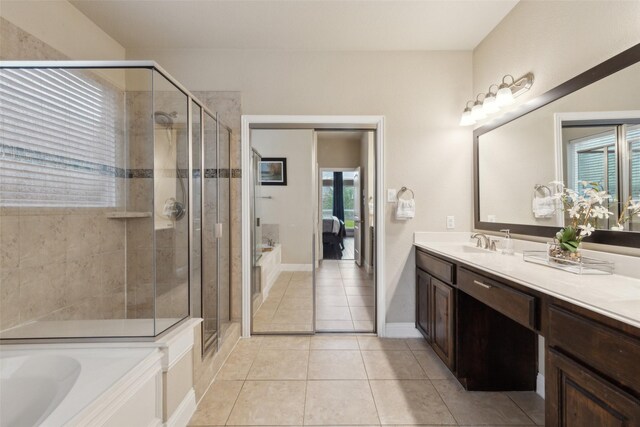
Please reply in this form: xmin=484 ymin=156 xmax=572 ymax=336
xmin=259 ymin=157 xmax=287 ymax=186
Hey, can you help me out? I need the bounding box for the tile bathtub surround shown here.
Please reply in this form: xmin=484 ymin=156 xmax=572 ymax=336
xmin=188 ymin=335 xmax=545 ymax=426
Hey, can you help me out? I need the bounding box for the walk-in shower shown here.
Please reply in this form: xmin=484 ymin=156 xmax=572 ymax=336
xmin=0 ymin=61 xmax=232 ymax=352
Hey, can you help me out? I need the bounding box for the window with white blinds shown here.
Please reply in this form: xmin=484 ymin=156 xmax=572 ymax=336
xmin=0 ymin=68 xmax=119 ymax=207
xmin=567 ymin=129 xmax=617 ymax=196
xmin=628 ymin=125 xmax=640 ymax=199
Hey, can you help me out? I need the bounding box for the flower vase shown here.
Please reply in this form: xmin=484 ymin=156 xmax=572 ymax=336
xmin=547 ymin=241 xmax=582 ymax=264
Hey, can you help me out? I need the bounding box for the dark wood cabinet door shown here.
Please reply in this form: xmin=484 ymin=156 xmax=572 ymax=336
xmin=546 ymin=349 xmax=640 ymax=427
xmin=416 ymin=269 xmax=432 ymax=342
xmin=431 ymin=278 xmax=455 ymax=369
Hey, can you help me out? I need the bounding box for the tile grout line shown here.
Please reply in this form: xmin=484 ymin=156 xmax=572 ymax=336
xmin=427 ymin=376 xmax=461 ymax=427
xmin=360 ymin=344 xmax=383 ymax=426
xmin=504 ymin=392 xmax=540 ymax=426
xmin=302 ymin=342 xmax=312 ymax=425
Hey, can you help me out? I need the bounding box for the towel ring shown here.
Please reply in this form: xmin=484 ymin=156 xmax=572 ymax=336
xmin=397 ymin=186 xmax=415 ymax=200
xmin=533 ymin=184 xmax=552 ymax=199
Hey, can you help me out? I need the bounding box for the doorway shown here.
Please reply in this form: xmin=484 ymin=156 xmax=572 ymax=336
xmin=320 ymin=169 xmax=359 ymax=261
xmin=241 ymin=116 xmax=385 ymax=337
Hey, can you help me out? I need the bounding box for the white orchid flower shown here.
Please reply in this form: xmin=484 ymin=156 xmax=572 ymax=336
xmin=590 ymin=206 xmax=613 ymax=219
xmin=578 ymin=223 xmax=595 ymax=237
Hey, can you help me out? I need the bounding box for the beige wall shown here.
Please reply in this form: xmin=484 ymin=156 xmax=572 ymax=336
xmin=473 ymin=1 xmax=640 ymax=104
xmin=252 ymin=129 xmax=315 ymax=266
xmin=317 ymin=136 xmax=362 ymax=169
xmin=127 ymin=48 xmax=473 ymax=323
xmin=473 ymin=0 xmax=640 ymax=258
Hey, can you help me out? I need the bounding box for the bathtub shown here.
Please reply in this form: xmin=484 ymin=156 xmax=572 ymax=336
xmin=0 ymin=347 xmax=162 ymax=426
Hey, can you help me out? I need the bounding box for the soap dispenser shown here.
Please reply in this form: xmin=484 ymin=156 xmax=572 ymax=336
xmin=500 ymin=229 xmax=514 ymax=255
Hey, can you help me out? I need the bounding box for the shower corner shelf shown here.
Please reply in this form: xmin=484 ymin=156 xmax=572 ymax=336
xmin=105 ymin=211 xmax=152 ymax=219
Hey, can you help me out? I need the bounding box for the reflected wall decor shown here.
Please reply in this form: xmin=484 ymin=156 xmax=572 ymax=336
xmin=259 ymin=157 xmax=287 ymax=185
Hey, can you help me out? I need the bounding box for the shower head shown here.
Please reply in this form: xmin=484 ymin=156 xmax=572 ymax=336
xmin=154 ymin=111 xmax=177 ymax=128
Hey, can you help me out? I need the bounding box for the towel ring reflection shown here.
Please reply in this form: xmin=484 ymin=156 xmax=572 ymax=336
xmin=397 ymin=186 xmax=415 ymax=200
xmin=533 ymin=184 xmax=552 ymax=198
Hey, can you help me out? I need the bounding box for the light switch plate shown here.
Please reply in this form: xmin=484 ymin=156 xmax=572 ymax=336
xmin=387 ymin=189 xmax=397 ymax=202
xmin=446 ymin=216 xmax=455 ymax=229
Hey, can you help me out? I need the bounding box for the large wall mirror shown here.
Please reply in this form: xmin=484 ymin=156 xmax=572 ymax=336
xmin=474 ymin=43 xmax=640 ymax=248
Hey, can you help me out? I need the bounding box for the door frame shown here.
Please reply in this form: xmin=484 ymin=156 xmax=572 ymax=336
xmin=241 ymin=115 xmax=386 ymax=337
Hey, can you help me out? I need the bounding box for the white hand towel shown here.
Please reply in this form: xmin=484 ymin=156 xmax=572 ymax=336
xmin=532 ymin=196 xmax=555 ymax=218
xmin=396 ymin=199 xmax=415 ymax=220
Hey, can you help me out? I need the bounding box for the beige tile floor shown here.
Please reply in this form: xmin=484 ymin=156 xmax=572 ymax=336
xmin=189 ymin=335 xmax=545 ymax=426
xmin=252 ymin=261 xmax=374 ymax=333
xmin=316 ymin=260 xmax=374 ymax=332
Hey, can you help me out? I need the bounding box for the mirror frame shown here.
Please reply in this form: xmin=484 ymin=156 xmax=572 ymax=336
xmin=473 ymin=42 xmax=640 ymax=248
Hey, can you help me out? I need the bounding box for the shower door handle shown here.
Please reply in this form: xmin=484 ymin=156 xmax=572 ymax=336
xmin=215 ymin=223 xmax=223 ymax=239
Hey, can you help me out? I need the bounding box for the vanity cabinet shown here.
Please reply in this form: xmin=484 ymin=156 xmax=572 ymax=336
xmin=415 ymin=246 xmax=537 ymax=391
xmin=545 ymin=305 xmax=640 ymax=426
xmin=415 ymin=249 xmax=456 ymax=370
xmin=416 ymin=268 xmax=433 ymax=342
xmin=415 ymin=244 xmax=640 ymax=426
xmin=431 ymin=278 xmax=455 ymax=368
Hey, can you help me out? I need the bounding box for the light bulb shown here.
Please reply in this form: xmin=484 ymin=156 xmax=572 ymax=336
xmin=471 ymin=102 xmax=486 ymax=121
xmin=482 ymin=93 xmax=499 ymax=113
xmin=459 ymin=108 xmax=475 ymax=126
xmin=496 ymin=85 xmax=514 ymax=106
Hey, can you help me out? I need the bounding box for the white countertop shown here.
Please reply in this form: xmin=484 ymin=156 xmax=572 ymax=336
xmin=414 ymin=233 xmax=640 ymax=330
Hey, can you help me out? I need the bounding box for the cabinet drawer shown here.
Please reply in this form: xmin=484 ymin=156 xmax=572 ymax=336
xmin=458 ymin=268 xmax=535 ymax=329
xmin=416 ymin=250 xmax=454 ymax=283
xmin=548 ymin=305 xmax=640 ymax=392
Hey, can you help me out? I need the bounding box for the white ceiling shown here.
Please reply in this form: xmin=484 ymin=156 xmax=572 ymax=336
xmin=70 ymin=0 xmax=519 ymax=51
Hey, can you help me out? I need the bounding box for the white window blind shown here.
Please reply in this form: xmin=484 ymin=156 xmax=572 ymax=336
xmin=567 ymin=130 xmax=617 ymax=196
xmin=628 ymin=125 xmax=640 ymax=199
xmin=0 ymin=68 xmax=118 ymax=207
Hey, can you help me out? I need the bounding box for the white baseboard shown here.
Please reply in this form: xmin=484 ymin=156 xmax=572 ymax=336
xmin=280 ymin=264 xmax=312 ymax=271
xmin=165 ymin=389 xmax=196 ymax=427
xmin=384 ymin=322 xmax=422 ymax=338
xmin=536 ymin=373 xmax=545 ymax=399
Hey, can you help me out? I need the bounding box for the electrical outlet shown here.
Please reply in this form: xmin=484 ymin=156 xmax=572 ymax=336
xmin=387 ymin=189 xmax=397 ymax=202
xmin=487 ymin=215 xmax=497 ymax=223
xmin=446 ymin=216 xmax=455 ymax=229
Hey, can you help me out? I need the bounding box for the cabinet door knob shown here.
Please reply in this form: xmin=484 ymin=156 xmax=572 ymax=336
xmin=473 ymin=280 xmax=492 ymax=289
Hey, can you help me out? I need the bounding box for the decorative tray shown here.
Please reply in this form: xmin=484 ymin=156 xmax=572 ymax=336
xmin=522 ymin=251 xmax=614 ymax=275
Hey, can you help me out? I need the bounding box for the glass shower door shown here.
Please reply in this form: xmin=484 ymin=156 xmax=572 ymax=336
xmin=218 ymin=125 xmax=232 ymax=345
xmin=202 ymin=112 xmax=218 ymax=353
xmin=190 ymin=102 xmax=202 ymax=319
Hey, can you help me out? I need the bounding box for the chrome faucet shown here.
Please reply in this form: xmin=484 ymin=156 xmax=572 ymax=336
xmin=471 ymin=233 xmax=498 ymax=251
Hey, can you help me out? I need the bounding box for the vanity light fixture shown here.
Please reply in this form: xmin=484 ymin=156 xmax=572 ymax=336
xmin=459 ymin=72 xmax=534 ymax=126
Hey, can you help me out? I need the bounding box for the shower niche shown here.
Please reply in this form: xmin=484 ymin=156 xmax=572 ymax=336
xmin=0 ymin=62 xmax=231 ymax=353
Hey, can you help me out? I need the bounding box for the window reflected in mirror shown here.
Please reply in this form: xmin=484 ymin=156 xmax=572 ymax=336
xmin=561 ymin=120 xmax=640 ymax=232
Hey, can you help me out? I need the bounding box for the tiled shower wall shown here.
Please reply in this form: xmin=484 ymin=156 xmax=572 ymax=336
xmin=0 ymin=18 xmax=129 ymax=330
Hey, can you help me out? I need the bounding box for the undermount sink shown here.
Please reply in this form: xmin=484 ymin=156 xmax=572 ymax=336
xmin=447 ymin=244 xmax=496 ymax=254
